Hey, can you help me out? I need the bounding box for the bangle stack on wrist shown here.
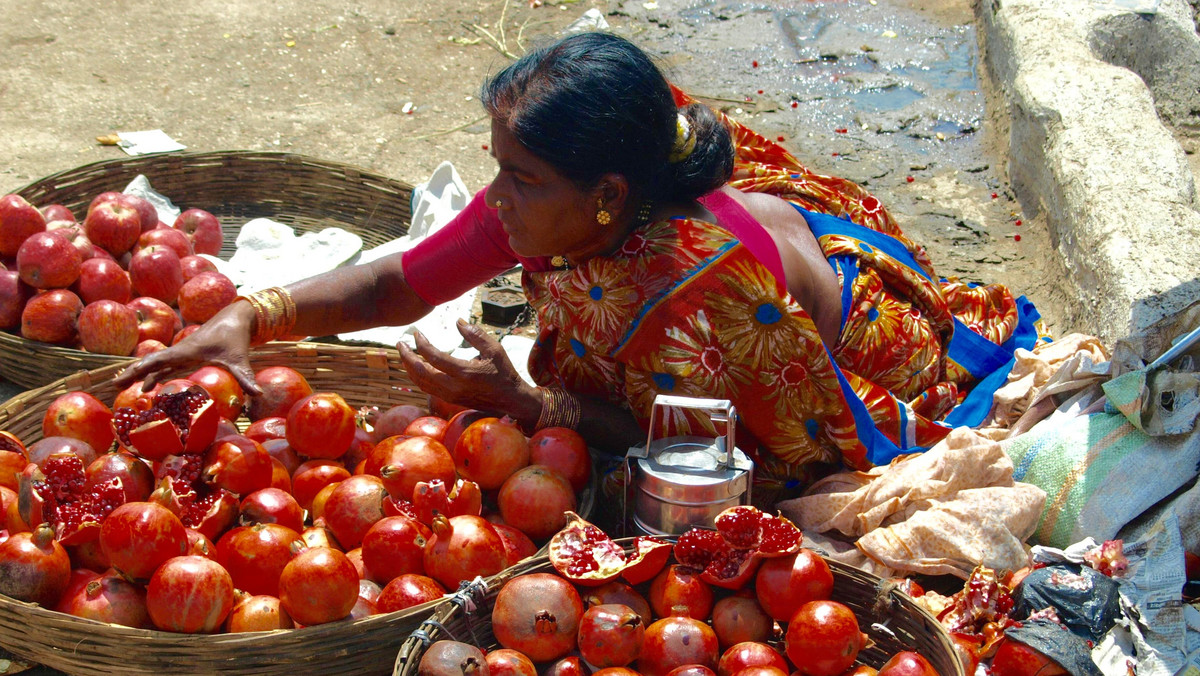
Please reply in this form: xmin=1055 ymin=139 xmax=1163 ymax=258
xmin=236 ymin=286 xmax=297 ymax=345
xmin=535 ymin=387 xmax=582 ymax=431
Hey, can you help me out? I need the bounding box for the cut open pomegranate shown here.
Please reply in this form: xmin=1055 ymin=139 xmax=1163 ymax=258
xmin=674 ymin=505 xmax=802 ymax=590
xmin=150 ymin=454 xmax=239 ymax=541
xmin=621 ymin=536 xmax=673 ymax=586
xmin=548 ymin=511 xmax=627 ymax=587
xmin=18 ymin=453 xmax=126 ymax=546
xmin=112 ymin=386 xmax=219 ymax=461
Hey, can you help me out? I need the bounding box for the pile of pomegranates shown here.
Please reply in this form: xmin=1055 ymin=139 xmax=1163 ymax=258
xmin=0 ymin=191 xmax=238 ymax=357
xmin=0 ymin=361 xmax=592 ymax=635
xmin=415 ymin=508 xmax=943 ymax=676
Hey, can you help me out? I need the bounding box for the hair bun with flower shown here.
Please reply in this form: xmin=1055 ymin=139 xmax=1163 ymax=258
xmin=668 ymin=112 xmax=697 ymax=163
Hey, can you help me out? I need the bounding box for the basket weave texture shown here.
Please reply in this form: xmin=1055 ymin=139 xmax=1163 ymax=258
xmin=0 ymin=342 xmax=438 ymax=676
xmin=1 ymin=150 xmax=414 ymax=389
xmin=392 ymin=538 xmax=966 ymax=676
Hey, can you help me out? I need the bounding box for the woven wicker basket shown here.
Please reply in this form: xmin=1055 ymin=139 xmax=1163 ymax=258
xmin=392 ymin=539 xmax=965 ymax=676
xmin=0 ymin=150 xmax=414 ymax=389
xmin=0 ymin=340 xmax=597 ymax=676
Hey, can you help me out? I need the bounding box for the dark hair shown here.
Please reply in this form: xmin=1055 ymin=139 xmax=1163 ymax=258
xmin=481 ymin=32 xmax=733 ymax=203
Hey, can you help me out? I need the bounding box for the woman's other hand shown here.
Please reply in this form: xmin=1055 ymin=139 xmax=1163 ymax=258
xmin=114 ymin=300 xmax=262 ymax=395
xmin=398 ymin=319 xmax=541 ymax=426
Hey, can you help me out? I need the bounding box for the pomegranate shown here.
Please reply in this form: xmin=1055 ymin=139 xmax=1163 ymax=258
xmin=225 ymin=593 xmax=294 ymax=632
xmin=99 ymin=500 xmax=188 ymax=581
xmin=417 ymin=640 xmax=488 ymax=676
xmin=665 ymin=667 xmax=718 ymax=676
xmin=622 ymin=535 xmax=673 ymax=586
xmin=578 ymin=603 xmax=645 ymax=668
xmin=285 ymin=392 xmax=356 ymax=460
xmin=639 ymin=610 xmax=720 ymax=676
xmin=42 ymin=391 xmax=115 ymax=455
xmin=405 ymin=415 xmax=449 ymax=440
xmin=278 ymin=546 xmax=359 ymax=625
xmin=301 ymin=523 xmax=341 ymax=551
xmin=361 ymin=515 xmax=430 ymax=584
xmin=548 ymin=511 xmax=627 ymax=586
xmin=25 ymin=435 xmax=98 ymax=469
xmin=150 ymin=454 xmax=240 ymax=541
xmin=0 ymin=523 xmax=71 ymax=606
xmin=291 ymin=459 xmax=351 ymax=511
xmin=359 ymin=578 xmax=383 ymax=603
xmin=245 ymin=416 xmax=288 ymax=444
xmin=202 ymin=434 xmax=274 ymax=496
xmin=247 ymin=366 xmax=313 ymax=422
xmin=593 ymin=670 xmax=640 ymax=676
xmin=498 ymin=464 xmax=576 ymax=540
xmin=876 ymin=651 xmax=939 ymax=676
xmin=310 ymin=481 xmax=341 ymax=522
xmin=322 ymin=474 xmax=387 ymax=549
xmin=411 ymin=477 xmax=483 ymax=525
xmin=146 ymin=554 xmax=236 ymax=633
xmin=582 ymin=580 xmax=653 ymax=626
xmin=754 ymin=549 xmax=834 ymax=621
xmin=491 ymin=572 xmax=584 ymax=662
xmin=368 ymin=404 xmax=428 ymax=444
xmin=216 ymin=522 xmax=302 ymax=597
xmin=990 ymin=638 xmax=1068 ymax=676
xmin=528 ymin=426 xmax=591 ymax=492
xmin=377 ymin=573 xmax=446 ymax=613
xmin=784 ymin=600 xmax=865 ymax=676
xmin=239 ymin=487 xmax=304 ymax=532
xmin=67 ymin=537 xmax=111 ymax=572
xmin=452 ymin=416 xmax=529 ymax=490
xmin=346 ymin=546 xmax=367 ymax=578
xmin=185 ymin=528 xmax=217 ymax=559
xmin=342 ymin=427 xmax=375 ymax=471
xmin=423 ymin=514 xmax=506 ymax=589
xmin=111 ymin=386 xmax=220 ymax=461
xmin=717 ymin=642 xmax=788 ymax=676
xmin=440 ymin=409 xmax=489 ymax=454
xmin=56 ymin=569 xmax=152 ymax=628
xmin=18 ymin=451 xmax=126 ymax=545
xmin=188 ymin=365 xmax=246 ymax=422
xmin=86 ymin=450 xmax=155 ymax=502
xmin=492 ymin=522 xmax=538 ymax=567
xmin=485 ymin=648 xmax=537 ymax=676
xmin=675 ymin=506 xmax=802 ymax=590
xmin=648 ymin=564 xmax=714 ymax=620
xmin=545 ymin=656 xmax=589 ymax=676
xmin=711 ymin=591 xmax=774 ymax=648
xmin=113 ymin=380 xmax=160 ymax=412
xmin=375 ymin=435 xmax=457 ymax=502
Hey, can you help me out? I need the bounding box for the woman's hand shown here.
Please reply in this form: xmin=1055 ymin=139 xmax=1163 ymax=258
xmin=398 ymin=319 xmax=541 ymax=425
xmin=114 ymin=301 xmax=262 ymax=395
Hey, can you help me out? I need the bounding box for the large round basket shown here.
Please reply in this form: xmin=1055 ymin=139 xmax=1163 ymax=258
xmin=392 ymin=538 xmax=965 ymax=676
xmin=0 ymin=342 xmax=434 ymax=675
xmin=0 ymin=340 xmax=597 ymax=676
xmin=0 ymin=150 xmax=414 ymax=389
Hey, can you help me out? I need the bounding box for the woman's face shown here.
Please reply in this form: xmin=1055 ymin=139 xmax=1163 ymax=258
xmin=484 ymin=119 xmax=607 ymax=262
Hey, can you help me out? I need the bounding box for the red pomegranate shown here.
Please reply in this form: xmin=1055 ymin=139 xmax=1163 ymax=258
xmin=621 ymin=535 xmax=673 ymax=586
xmin=717 ymin=642 xmax=788 ymax=676
xmin=361 ymin=515 xmax=430 ymax=585
xmin=216 ymin=522 xmax=303 ymax=597
xmin=111 ymin=386 xmax=219 ymax=461
xmin=877 ymin=650 xmax=939 ymax=676
xmin=150 ymin=454 xmax=240 ymax=541
xmin=492 ymin=522 xmax=538 ymax=567
xmin=639 ymin=610 xmax=720 ymax=676
xmin=498 ymin=464 xmax=576 ymax=540
xmin=548 ymin=511 xmax=627 ymax=586
xmin=86 ymin=451 xmax=155 ymax=503
xmin=422 ymin=514 xmax=507 ymax=589
xmin=545 ymin=656 xmax=589 ymax=676
xmin=440 ymin=409 xmax=489 ymax=455
xmin=373 ymin=435 xmax=457 ymax=501
xmin=67 ymin=537 xmax=111 ymax=572
xmin=42 ymin=391 xmax=115 ymax=456
xmin=485 ymin=648 xmax=537 ymax=676
xmin=491 ymin=572 xmax=584 ymax=662
xmin=278 ymin=546 xmax=359 ymax=626
xmin=146 ymin=554 xmax=236 ymax=633
xmin=244 ymin=416 xmax=288 ymax=444
xmin=755 ymin=548 xmax=834 ymax=621
xmin=582 ymin=580 xmax=653 ymax=626
xmin=225 ymin=593 xmax=294 ymax=632
xmin=578 ymin=603 xmax=645 ymax=668
xmin=367 ymin=404 xmax=427 ymax=444
xmin=55 ymin=569 xmax=152 ymax=628
xmin=990 ymin=638 xmax=1068 ymax=676
xmin=290 ymin=459 xmax=351 ymax=511
xmin=187 ymin=365 xmax=246 ymax=422
xmin=0 ymin=523 xmax=71 ymax=606
xmin=674 ymin=506 xmax=803 ymax=590
xmin=238 ymin=487 xmax=304 ymax=533
xmin=417 ymin=640 xmax=488 ymax=676
xmin=664 ymin=667 xmax=718 ymax=676
xmin=185 ymin=528 xmax=217 ymax=559
xmin=452 ymin=416 xmax=530 ymax=490
xmin=405 ymin=415 xmax=449 ymax=441
xmin=411 ymin=478 xmax=482 ymax=525
xmin=528 ymin=426 xmax=591 ymax=492
xmin=377 ymin=573 xmax=446 ymax=613
xmin=285 ymin=392 xmax=356 ymax=460
xmin=247 ymin=366 xmax=312 ymax=422
xmin=25 ymin=435 xmax=98 ymax=469
xmin=202 ymin=434 xmax=274 ymax=496
xmin=711 ymin=591 xmax=774 ymax=648
xmin=99 ymin=500 xmax=188 ymax=581
xmin=18 ymin=451 xmax=126 ymax=545
xmin=648 ymin=564 xmax=714 ymax=620
xmin=784 ymin=600 xmax=865 ymax=676
xmin=322 ymin=474 xmax=387 ymax=549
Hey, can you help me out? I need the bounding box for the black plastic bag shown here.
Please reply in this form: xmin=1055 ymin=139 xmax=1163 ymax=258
xmin=1006 ymin=619 xmax=1103 ymax=676
xmin=1012 ymin=564 xmax=1121 ymax=642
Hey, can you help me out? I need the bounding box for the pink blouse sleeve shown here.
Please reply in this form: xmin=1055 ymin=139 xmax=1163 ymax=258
xmin=400 ymin=187 xmax=522 ymax=306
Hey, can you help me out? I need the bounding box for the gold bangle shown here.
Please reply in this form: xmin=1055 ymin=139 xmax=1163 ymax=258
xmin=236 ymin=286 xmax=298 ymax=345
xmin=535 ymin=387 xmax=582 ymax=431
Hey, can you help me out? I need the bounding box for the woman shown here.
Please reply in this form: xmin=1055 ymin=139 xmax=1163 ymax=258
xmin=118 ymin=32 xmax=1039 ymax=494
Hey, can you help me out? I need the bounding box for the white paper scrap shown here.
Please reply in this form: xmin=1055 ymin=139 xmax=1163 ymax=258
xmin=116 ymin=130 xmax=187 ymax=156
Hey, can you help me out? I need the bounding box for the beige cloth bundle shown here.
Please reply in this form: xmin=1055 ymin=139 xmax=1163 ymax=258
xmin=777 ymin=428 xmax=1046 ymax=579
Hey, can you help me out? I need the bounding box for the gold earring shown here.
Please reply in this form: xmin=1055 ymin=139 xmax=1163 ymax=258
xmin=596 ymin=197 xmax=612 ymax=226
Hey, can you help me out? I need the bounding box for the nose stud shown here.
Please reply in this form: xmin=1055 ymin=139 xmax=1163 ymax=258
xmin=494 ymin=199 xmax=503 ymax=208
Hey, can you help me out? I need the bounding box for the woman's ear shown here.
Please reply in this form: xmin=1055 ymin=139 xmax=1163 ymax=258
xmin=595 ymin=173 xmax=631 ymax=216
